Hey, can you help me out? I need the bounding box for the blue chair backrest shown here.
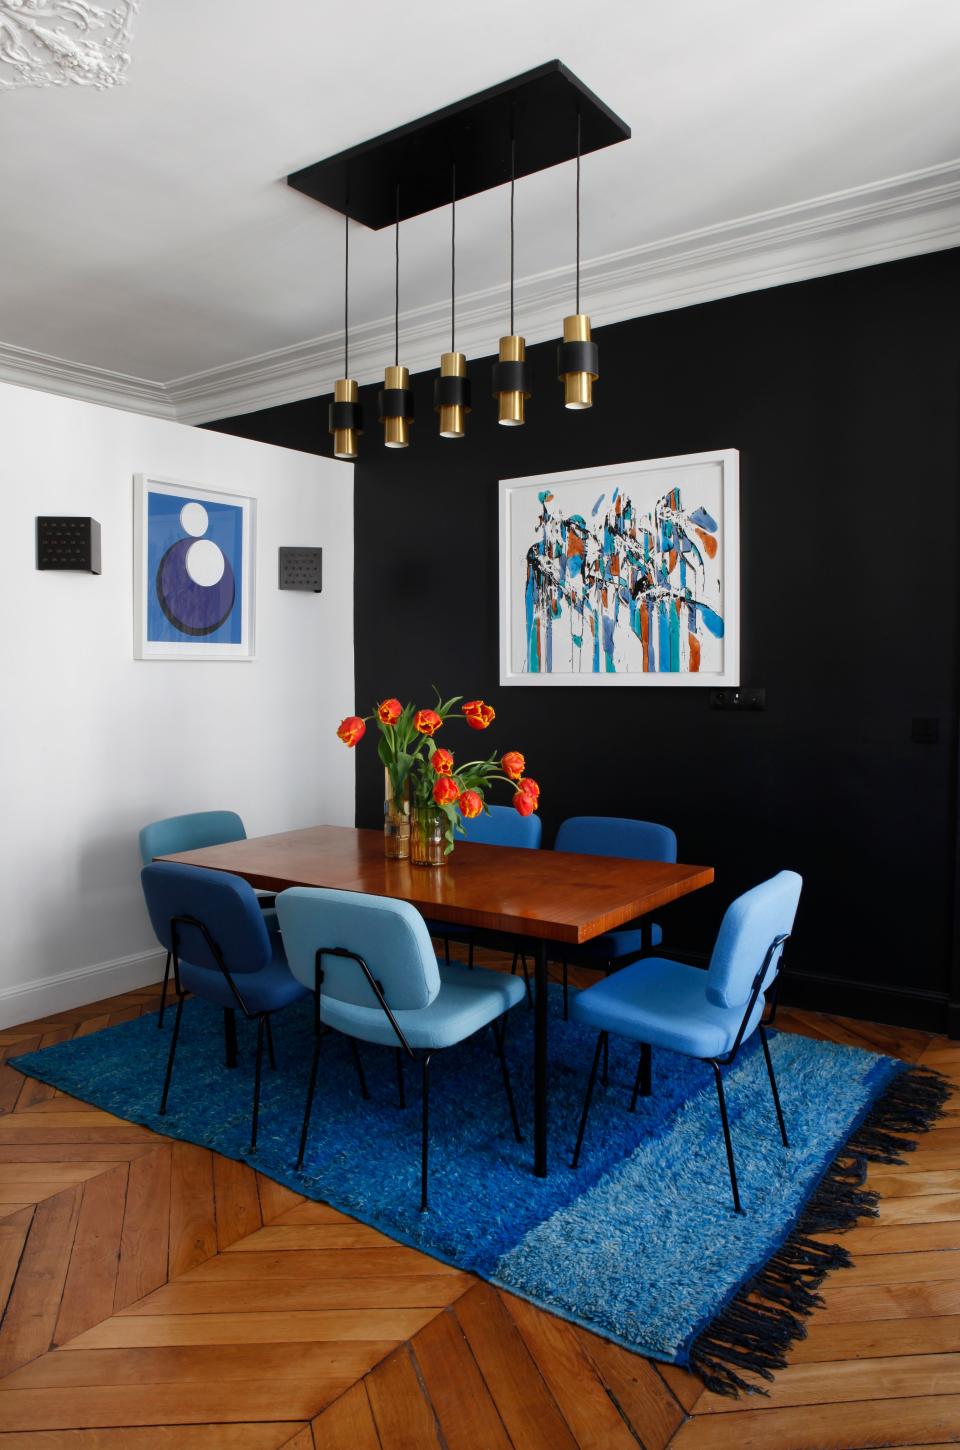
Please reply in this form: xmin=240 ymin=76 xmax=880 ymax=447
xmin=139 ymin=810 xmax=246 ymax=867
xmin=706 ymin=871 xmax=803 ymax=1010
xmin=554 ymin=816 xmax=677 ymax=863
xmin=277 ymin=887 xmax=441 ymax=1010
xmin=141 ymin=862 xmax=273 ymax=976
xmin=462 ymin=803 xmax=541 ymax=849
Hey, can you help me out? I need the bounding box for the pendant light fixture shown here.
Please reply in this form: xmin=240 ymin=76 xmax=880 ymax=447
xmin=558 ymin=113 xmax=599 ymax=410
xmin=434 ymin=166 xmax=471 ymax=439
xmin=491 ymin=138 xmax=530 ymax=427
xmin=329 ymin=212 xmax=364 ymax=460
xmin=378 ymin=187 xmax=414 ymax=448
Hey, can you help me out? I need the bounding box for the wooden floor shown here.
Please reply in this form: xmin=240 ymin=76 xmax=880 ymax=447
xmin=0 ymin=955 xmax=958 ymax=1450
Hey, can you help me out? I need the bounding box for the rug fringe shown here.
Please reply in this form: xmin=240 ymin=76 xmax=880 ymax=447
xmin=687 ymin=1063 xmax=951 ymax=1398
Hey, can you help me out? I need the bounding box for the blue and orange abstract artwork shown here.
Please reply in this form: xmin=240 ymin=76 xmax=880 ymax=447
xmin=502 ymin=453 xmax=738 ymax=685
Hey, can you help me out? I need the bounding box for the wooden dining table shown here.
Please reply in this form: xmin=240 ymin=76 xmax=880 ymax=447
xmin=158 ymin=824 xmax=714 ymax=1177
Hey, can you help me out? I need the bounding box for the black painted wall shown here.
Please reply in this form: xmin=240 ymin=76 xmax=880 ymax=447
xmin=210 ymin=248 xmax=960 ymax=1030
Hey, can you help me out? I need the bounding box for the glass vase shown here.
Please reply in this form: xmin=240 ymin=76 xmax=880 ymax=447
xmin=410 ymin=806 xmax=446 ymax=867
xmin=383 ymin=771 xmax=410 ymax=860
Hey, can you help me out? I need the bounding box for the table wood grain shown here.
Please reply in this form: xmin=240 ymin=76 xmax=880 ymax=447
xmin=157 ymin=824 xmax=715 ymax=946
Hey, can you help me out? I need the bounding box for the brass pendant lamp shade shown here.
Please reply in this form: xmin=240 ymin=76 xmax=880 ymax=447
xmin=557 ymin=115 xmax=598 ymax=410
xmin=434 ymin=167 xmax=471 ymax=438
xmin=378 ymin=190 xmax=415 ymax=447
xmin=491 ymin=140 xmax=530 ymax=426
xmin=329 ymin=214 xmax=364 ymax=460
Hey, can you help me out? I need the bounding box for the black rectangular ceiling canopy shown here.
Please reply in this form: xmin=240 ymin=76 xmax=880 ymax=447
xmin=287 ymin=61 xmax=630 ymax=230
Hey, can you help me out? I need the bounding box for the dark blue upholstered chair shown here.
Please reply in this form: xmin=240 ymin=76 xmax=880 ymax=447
xmin=570 ymin=870 xmax=803 ymax=1213
xmin=139 ymin=811 xmax=276 ymax=1029
xmin=554 ymin=816 xmax=678 ymax=1021
xmin=140 ymin=862 xmax=308 ymax=1151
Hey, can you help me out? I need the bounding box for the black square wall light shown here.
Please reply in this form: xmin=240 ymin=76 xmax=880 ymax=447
xmin=36 ymin=517 xmax=101 ymax=573
xmin=278 ymin=547 xmax=323 ymax=592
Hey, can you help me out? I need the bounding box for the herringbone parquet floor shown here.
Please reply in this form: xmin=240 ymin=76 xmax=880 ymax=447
xmin=0 ymin=954 xmax=958 ymax=1449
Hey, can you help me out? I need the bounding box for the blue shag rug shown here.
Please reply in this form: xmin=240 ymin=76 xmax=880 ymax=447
xmin=10 ymin=985 xmax=948 ymax=1396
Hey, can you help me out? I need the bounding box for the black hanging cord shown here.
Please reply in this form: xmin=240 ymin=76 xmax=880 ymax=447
xmin=575 ymin=111 xmax=581 ymax=314
xmin=343 ymin=211 xmax=349 ymax=378
xmin=509 ymin=138 xmax=516 ymax=335
xmin=394 ymin=185 xmax=400 ymax=368
xmin=450 ymin=164 xmax=457 ymax=353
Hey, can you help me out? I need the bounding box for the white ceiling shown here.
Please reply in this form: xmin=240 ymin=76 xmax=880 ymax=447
xmin=2 ymin=0 xmax=960 ymax=419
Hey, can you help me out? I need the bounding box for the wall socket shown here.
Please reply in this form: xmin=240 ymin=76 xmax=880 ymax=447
xmin=710 ymin=687 xmax=766 ymax=711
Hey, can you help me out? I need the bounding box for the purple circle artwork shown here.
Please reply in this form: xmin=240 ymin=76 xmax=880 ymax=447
xmin=156 ymin=538 xmax=236 ymax=637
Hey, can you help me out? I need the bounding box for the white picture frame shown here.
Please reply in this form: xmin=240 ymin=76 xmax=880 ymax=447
xmin=499 ymin=449 xmax=739 ymax=687
xmin=133 ymin=474 xmax=257 ymax=661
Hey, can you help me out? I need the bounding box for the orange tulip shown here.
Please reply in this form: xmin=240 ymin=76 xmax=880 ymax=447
xmin=336 ymin=716 xmax=366 ymax=748
xmin=377 ymin=698 xmax=402 ymax=725
xmin=501 ymin=750 xmax=525 ymax=780
xmin=518 ymin=776 xmax=540 ymax=800
xmin=463 ymin=699 xmax=495 ymax=730
xmin=433 ymin=775 xmax=461 ymax=807
xmin=431 ymin=747 xmax=454 ymax=775
xmin=459 ymin=789 xmax=483 ymax=819
xmin=513 ymin=788 xmax=537 ymax=816
xmin=414 ymin=708 xmax=443 ymax=736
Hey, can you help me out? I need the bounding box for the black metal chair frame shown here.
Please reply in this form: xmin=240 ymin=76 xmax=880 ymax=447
xmin=157 ymin=894 xmax=277 ymax=1029
xmin=159 ymin=910 xmax=323 ymax=1155
xmin=296 ymin=946 xmax=524 ymax=1212
xmin=571 ymin=933 xmax=792 ymax=1215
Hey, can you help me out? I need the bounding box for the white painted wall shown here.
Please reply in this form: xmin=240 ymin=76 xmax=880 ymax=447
xmin=0 ymin=381 xmax=355 ymax=1028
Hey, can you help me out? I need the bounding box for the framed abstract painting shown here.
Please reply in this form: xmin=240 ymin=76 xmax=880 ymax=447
xmin=499 ymin=449 xmax=739 ymax=687
xmin=133 ymin=475 xmax=257 ymax=661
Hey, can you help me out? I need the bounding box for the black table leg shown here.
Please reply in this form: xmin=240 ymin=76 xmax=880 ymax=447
xmin=224 ymin=1008 xmax=238 ymax=1069
xmin=533 ymin=938 xmax=548 ymax=1176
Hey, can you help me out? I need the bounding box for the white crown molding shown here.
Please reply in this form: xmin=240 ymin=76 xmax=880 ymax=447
xmin=3 ymin=158 xmax=960 ymax=426
xmin=0 ymin=337 xmax=175 ymax=418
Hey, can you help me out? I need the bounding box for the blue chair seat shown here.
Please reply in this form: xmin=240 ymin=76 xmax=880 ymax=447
xmin=180 ymin=933 xmax=307 ymax=1015
xmin=570 ymin=955 xmax=764 ymax=1060
xmin=318 ymin=960 xmax=525 ymax=1051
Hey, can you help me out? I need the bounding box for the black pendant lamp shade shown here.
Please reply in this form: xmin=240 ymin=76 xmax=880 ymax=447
xmin=491 ymin=140 xmax=530 ymax=426
xmin=379 ymin=190 xmax=415 ymax=447
xmin=329 ymin=214 xmax=364 ymax=459
xmin=435 ymin=167 xmax=471 ymax=438
xmin=558 ymin=114 xmax=599 ymax=409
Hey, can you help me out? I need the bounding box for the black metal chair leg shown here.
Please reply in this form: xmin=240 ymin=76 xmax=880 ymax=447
xmin=442 ymin=936 xmax=451 ymax=964
xmin=349 ymin=1038 xmax=369 ymax=1100
xmin=395 ymin=1048 xmax=406 ymax=1109
xmin=296 ymin=1031 xmax=322 ymax=1171
xmin=629 ymin=1043 xmax=651 ymax=1111
xmin=250 ymin=1017 xmax=265 ymax=1153
xmin=468 ymin=939 xmax=475 ymax=970
xmin=711 ymin=1060 xmax=743 ymax=1213
xmin=420 ymin=1054 xmax=432 ymax=1212
xmin=224 ymin=1008 xmax=238 ymax=1069
xmin=601 ymin=1031 xmax=610 ymax=1088
xmin=157 ymin=951 xmax=171 ymax=1028
xmin=493 ymin=1016 xmax=523 ymax=1143
xmin=159 ymin=995 xmax=184 ymax=1115
xmin=571 ymin=1031 xmax=606 ymax=1169
xmin=759 ymin=1025 xmax=789 ymax=1147
xmin=265 ymin=1015 xmax=277 ymax=1071
xmin=562 ymin=958 xmax=569 ymax=1020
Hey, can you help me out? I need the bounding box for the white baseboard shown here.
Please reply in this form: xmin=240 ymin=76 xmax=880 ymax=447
xmin=0 ymin=948 xmax=166 ymax=1031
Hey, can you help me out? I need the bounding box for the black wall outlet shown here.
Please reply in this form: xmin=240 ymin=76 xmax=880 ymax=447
xmin=710 ymin=687 xmax=766 ymax=711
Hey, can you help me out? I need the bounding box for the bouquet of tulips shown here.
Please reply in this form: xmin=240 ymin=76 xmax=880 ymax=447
xmin=336 ymin=690 xmax=540 ymax=854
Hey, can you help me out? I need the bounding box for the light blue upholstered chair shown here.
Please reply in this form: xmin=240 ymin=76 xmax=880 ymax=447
xmin=139 ymin=811 xmax=276 ymax=1029
xmin=140 ymin=862 xmax=309 ymax=1151
xmin=554 ymin=816 xmax=678 ymax=1021
xmin=570 ymin=870 xmax=803 ymax=1213
xmin=277 ymin=886 xmax=526 ymax=1211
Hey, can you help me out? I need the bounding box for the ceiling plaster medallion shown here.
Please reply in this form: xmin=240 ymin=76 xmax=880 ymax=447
xmin=0 ymin=0 xmax=138 ymax=90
